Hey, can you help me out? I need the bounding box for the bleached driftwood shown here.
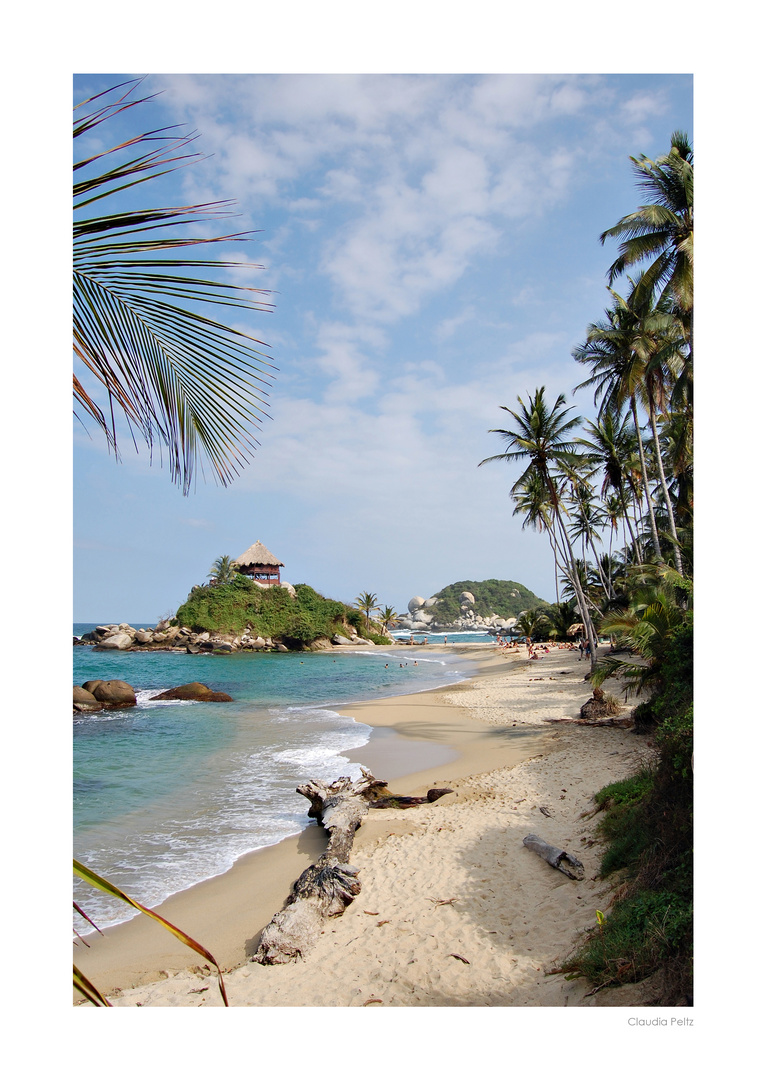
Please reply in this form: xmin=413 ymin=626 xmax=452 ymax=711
xmin=523 ymin=833 xmax=585 ymax=880
xmin=253 ymin=769 xmax=452 ymax=964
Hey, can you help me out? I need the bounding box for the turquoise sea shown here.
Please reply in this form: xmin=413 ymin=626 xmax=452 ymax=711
xmin=73 ymin=626 xmax=490 ymax=930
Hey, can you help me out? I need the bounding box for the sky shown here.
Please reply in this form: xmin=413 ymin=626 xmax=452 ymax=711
xmin=73 ymin=72 xmax=693 ymax=623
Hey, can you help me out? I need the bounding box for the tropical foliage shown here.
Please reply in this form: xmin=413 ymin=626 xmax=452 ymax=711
xmin=354 ymin=592 xmax=380 ymax=631
xmin=481 ymin=132 xmax=693 ymax=672
xmin=208 ymin=555 xmax=238 ymax=586
xmin=479 ymin=132 xmax=693 ymax=1001
xmin=73 ymin=79 xmax=275 ymax=494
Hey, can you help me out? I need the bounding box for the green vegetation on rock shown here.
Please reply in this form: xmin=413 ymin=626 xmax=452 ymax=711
xmin=175 ymin=578 xmax=366 ymax=647
xmin=431 ymin=579 xmax=547 ymax=622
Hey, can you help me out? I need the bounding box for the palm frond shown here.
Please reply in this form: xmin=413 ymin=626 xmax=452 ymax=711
xmin=74 ymin=81 xmax=276 ymax=494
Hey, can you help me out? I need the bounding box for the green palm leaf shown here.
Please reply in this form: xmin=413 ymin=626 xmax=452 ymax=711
xmin=73 ymin=859 xmax=228 ymax=1006
xmin=74 ymin=79 xmax=276 ymax=494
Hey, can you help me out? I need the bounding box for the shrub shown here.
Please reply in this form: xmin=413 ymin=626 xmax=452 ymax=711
xmin=174 ymin=579 xmax=364 ymax=648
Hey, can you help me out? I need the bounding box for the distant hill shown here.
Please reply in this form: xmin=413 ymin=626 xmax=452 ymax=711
xmin=430 ymin=579 xmax=547 ymax=623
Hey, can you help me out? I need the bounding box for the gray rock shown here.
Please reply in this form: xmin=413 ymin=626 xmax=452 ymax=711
xmin=96 ymin=632 xmax=133 ymax=650
xmin=134 ymin=630 xmax=153 ymax=644
xmin=408 ymin=596 xmax=426 ymax=613
xmin=332 ymin=634 xmax=353 ymax=645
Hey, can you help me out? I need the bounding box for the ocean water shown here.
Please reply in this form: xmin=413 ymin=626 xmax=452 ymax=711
xmin=73 ymin=626 xmax=483 ymax=930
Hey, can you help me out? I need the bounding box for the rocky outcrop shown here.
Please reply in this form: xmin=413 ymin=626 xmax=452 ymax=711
xmin=73 ymin=679 xmax=136 ymax=712
xmin=396 ymin=593 xmax=518 ymax=634
xmin=331 ymin=631 xmax=370 ymax=645
xmin=75 ymin=613 xmax=390 ymax=654
xmin=149 ymin=682 xmax=234 ymax=703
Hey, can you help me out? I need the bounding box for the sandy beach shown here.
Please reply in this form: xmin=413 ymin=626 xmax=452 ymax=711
xmin=74 ymin=644 xmax=653 ymax=1007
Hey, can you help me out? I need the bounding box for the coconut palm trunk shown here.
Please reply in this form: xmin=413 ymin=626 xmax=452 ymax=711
xmin=630 ymin=398 xmax=663 ymax=560
xmin=647 ymin=398 xmax=685 ymax=574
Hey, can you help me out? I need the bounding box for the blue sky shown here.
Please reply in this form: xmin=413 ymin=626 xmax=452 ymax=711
xmin=73 ymin=73 xmax=693 ymax=623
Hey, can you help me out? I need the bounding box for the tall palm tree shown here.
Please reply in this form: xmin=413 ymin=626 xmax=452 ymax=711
xmin=600 ymin=131 xmax=693 ymax=322
xmin=578 ymin=408 xmax=643 ymax=564
xmin=208 ymin=555 xmax=237 ymax=586
xmin=511 ymin=470 xmax=562 ymax=602
xmin=573 ymin=281 xmax=674 ymax=564
xmin=480 ymin=387 xmax=599 ymax=667
xmin=355 ymin=592 xmax=379 ymax=632
xmin=379 ymin=605 xmax=398 ymax=634
xmin=74 ymin=80 xmax=275 ymax=494
xmin=566 ymin=480 xmax=613 ymax=599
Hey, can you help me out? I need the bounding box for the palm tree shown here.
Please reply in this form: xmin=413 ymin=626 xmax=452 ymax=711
xmin=511 ymin=470 xmax=562 ymax=602
xmin=480 ymin=387 xmax=599 ymax=668
xmin=544 ymin=600 xmax=578 ymax=641
xmin=600 ymin=131 xmax=693 ymax=321
xmin=590 ymin=565 xmax=691 ymax=697
xmin=209 ymin=555 xmax=237 ymax=586
xmin=355 ymin=592 xmax=379 ymax=632
xmin=74 ymin=80 xmax=275 ymax=495
xmin=379 ymin=605 xmax=398 ymax=635
xmin=515 ymin=608 xmax=550 ymax=643
xmin=573 ymin=281 xmax=671 ymax=564
xmin=578 ymin=408 xmax=643 ymax=564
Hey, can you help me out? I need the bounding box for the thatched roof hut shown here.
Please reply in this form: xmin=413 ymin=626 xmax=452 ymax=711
xmin=233 ymin=541 xmax=284 ymax=584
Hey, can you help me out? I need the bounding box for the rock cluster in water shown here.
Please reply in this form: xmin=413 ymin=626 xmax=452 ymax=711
xmin=395 ymin=591 xmax=518 ymax=634
xmin=73 ymin=679 xmax=233 ymax=712
xmin=75 ymin=621 xmax=295 ymax=654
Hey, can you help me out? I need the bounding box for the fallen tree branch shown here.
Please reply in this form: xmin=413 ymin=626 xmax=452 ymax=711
xmin=253 ymin=769 xmax=452 ymax=964
xmin=523 ymin=834 xmax=585 ymax=880
xmin=543 ymin=716 xmax=632 ymax=728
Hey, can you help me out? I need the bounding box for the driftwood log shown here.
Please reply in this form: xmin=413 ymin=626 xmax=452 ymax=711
xmin=253 ymin=769 xmax=453 ymax=964
xmin=523 ymin=833 xmax=585 ymax=880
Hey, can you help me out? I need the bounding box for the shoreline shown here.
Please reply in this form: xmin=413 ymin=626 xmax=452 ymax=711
xmin=74 ymin=646 xmax=646 ymax=1006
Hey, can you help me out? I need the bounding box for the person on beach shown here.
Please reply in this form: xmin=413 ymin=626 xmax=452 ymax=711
xmin=585 ymin=640 xmax=591 ymax=660
xmin=578 ymin=638 xmax=584 ymax=660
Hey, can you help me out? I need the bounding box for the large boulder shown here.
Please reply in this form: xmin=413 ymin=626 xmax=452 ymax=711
xmin=92 ymin=680 xmax=137 ymax=706
xmin=95 ymin=633 xmax=133 ymax=650
xmin=408 ymin=596 xmax=425 ymax=613
xmin=459 ymin=591 xmax=475 ymax=604
xmin=82 ymin=680 xmax=103 ymax=695
xmin=134 ymin=630 xmax=153 ymax=644
xmin=73 ymin=686 xmax=99 ymax=705
xmin=150 ymin=682 xmax=233 ymax=702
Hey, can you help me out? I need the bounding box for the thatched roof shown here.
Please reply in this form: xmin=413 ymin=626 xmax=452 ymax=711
xmin=567 ymin=622 xmax=585 ymax=636
xmin=233 ymin=541 xmax=284 ymax=568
